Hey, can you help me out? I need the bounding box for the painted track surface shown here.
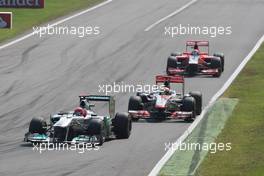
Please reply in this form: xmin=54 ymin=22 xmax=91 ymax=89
xmin=0 ymin=0 xmax=263 ymax=175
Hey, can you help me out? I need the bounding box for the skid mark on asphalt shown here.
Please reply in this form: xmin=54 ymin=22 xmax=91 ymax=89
xmin=2 ymin=80 xmax=18 ymax=97
xmin=2 ymin=44 xmax=39 ymax=74
xmin=59 ymin=42 xmax=79 ymax=65
xmin=114 ymin=40 xmax=152 ymax=82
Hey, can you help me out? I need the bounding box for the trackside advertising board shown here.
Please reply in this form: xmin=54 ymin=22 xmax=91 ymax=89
xmin=0 ymin=0 xmax=44 ymax=8
xmin=0 ymin=12 xmax=12 ymax=29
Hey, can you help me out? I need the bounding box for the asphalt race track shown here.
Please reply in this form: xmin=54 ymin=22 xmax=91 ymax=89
xmin=0 ymin=0 xmax=263 ymax=175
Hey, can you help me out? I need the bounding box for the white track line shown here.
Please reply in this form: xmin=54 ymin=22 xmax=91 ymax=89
xmin=0 ymin=0 xmax=113 ymax=51
xmin=144 ymin=0 xmax=197 ymax=32
xmin=148 ymin=34 xmax=264 ymax=176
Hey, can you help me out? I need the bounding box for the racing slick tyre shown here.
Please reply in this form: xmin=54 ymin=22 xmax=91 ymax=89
xmin=210 ymin=57 xmax=222 ymax=77
xmin=113 ymin=112 xmax=132 ymax=139
xmin=189 ymin=91 xmax=202 ymax=115
xmin=166 ymin=56 xmax=178 ymax=75
xmin=29 ymin=117 xmax=47 ymax=134
xmin=214 ymin=53 xmax=225 ymax=72
xmin=182 ymin=96 xmax=196 ymax=122
xmin=86 ymin=118 xmax=105 ymax=145
xmin=171 ymin=52 xmax=182 ymax=57
xmin=128 ymin=96 xmax=142 ymax=121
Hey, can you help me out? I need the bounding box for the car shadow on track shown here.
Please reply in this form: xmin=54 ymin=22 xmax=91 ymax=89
xmin=20 ymin=143 xmax=33 ymax=147
xmin=184 ymin=75 xmax=220 ymax=79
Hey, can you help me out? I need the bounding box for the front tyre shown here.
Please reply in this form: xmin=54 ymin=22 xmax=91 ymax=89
xmin=86 ymin=119 xmax=105 ymax=145
xmin=166 ymin=56 xmax=178 ymax=75
xmin=128 ymin=96 xmax=142 ymax=122
xmin=29 ymin=117 xmax=47 ymax=134
xmin=189 ymin=91 xmax=202 ymax=115
xmin=182 ymin=96 xmax=196 ymax=122
xmin=113 ymin=112 xmax=132 ymax=139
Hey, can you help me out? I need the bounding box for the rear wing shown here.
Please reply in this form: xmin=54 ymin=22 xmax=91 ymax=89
xmin=186 ymin=40 xmax=209 ymax=54
xmin=79 ymin=95 xmax=115 ymax=118
xmin=155 ymin=75 xmax=185 ymax=95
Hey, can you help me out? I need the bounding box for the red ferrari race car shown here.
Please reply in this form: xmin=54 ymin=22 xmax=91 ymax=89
xmin=166 ymin=41 xmax=225 ymax=77
xmin=128 ymin=75 xmax=202 ymax=122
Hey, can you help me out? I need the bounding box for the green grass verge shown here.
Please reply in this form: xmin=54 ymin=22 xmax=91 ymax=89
xmin=159 ymin=98 xmax=238 ymax=176
xmin=196 ymin=43 xmax=264 ymax=176
xmin=0 ymin=0 xmax=103 ymax=42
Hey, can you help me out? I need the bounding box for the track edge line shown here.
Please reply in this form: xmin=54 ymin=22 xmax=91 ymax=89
xmin=0 ymin=0 xmax=113 ymax=51
xmin=148 ymin=34 xmax=264 ymax=176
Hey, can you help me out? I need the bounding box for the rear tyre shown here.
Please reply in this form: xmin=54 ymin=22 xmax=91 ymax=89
xmin=29 ymin=117 xmax=47 ymax=134
xmin=114 ymin=113 xmax=132 ymax=139
xmin=128 ymin=96 xmax=142 ymax=121
xmin=182 ymin=96 xmax=196 ymax=122
xmin=166 ymin=56 xmax=178 ymax=75
xmin=189 ymin=91 xmax=202 ymax=115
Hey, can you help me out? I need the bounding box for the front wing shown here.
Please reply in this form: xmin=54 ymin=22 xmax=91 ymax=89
xmin=128 ymin=110 xmax=193 ymax=120
xmin=24 ymin=132 xmax=101 ymax=144
xmin=167 ymin=67 xmax=219 ymax=76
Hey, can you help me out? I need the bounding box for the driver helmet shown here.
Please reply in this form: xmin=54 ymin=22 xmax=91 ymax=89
xmin=164 ymin=80 xmax=170 ymax=89
xmin=164 ymin=87 xmax=171 ymax=95
xmin=192 ymin=49 xmax=199 ymax=56
xmin=74 ymin=107 xmax=87 ymax=117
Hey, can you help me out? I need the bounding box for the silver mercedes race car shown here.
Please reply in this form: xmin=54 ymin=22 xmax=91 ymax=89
xmin=24 ymin=95 xmax=132 ymax=145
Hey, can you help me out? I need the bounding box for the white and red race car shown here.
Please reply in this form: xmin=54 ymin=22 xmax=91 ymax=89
xmin=128 ymin=75 xmax=202 ymax=122
xmin=167 ymin=41 xmax=225 ymax=77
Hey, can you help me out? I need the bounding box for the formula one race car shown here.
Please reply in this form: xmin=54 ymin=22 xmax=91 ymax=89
xmin=24 ymin=95 xmax=132 ymax=145
xmin=128 ymin=75 xmax=202 ymax=122
xmin=166 ymin=41 xmax=225 ymax=77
